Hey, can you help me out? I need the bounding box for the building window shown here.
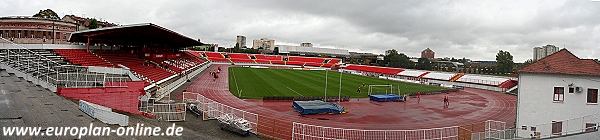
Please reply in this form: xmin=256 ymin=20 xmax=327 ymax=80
xmin=587 ymin=89 xmax=598 ymax=104
xmin=531 ymin=126 xmax=536 ymax=131
xmin=586 ymin=123 xmax=597 ymax=132
xmin=522 ymin=125 xmax=527 ymax=130
xmin=552 ymin=121 xmax=562 ymax=136
xmin=568 ymin=87 xmax=574 ymax=93
xmin=553 ymin=87 xmax=564 ymax=102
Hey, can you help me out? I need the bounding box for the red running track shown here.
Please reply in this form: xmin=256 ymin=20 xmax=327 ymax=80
xmin=183 ymin=64 xmax=516 ymax=138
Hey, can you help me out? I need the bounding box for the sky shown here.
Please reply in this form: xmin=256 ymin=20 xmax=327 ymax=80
xmin=1 ymin=0 xmax=599 ymax=62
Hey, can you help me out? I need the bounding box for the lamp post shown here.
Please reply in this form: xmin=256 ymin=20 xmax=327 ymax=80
xmin=338 ymin=69 xmax=342 ymax=103
xmin=324 ymin=70 xmax=328 ymax=102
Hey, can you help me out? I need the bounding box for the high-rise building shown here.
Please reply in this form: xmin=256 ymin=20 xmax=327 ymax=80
xmin=252 ymin=38 xmax=275 ymax=50
xmin=236 ymin=35 xmax=246 ymax=48
xmin=421 ymin=48 xmax=435 ymax=59
xmin=533 ymin=45 xmax=558 ymax=61
xmin=300 ymin=42 xmax=312 ymax=47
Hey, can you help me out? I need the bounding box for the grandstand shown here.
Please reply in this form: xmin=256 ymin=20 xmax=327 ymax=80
xmin=0 ymin=23 xmax=211 ymax=119
xmin=199 ymin=51 xmax=341 ymax=68
xmin=342 ymin=64 xmax=518 ymax=92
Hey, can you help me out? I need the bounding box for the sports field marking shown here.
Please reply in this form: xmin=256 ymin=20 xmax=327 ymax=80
xmin=230 ymin=67 xmax=241 ymax=97
xmin=286 ymin=86 xmax=304 ymax=96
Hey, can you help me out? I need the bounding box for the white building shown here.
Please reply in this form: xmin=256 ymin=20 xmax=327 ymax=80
xmin=533 ymin=45 xmax=558 ymax=61
xmin=300 ymin=42 xmax=312 ymax=47
xmin=252 ymin=38 xmax=275 ymax=50
xmin=516 ymin=49 xmax=600 ymax=138
xmin=275 ymin=45 xmax=349 ymax=57
xmin=236 ymin=35 xmax=246 ymax=48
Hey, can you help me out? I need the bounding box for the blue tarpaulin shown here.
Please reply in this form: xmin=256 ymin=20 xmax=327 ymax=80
xmin=370 ymin=94 xmax=404 ymax=102
xmin=292 ymin=100 xmax=347 ymax=115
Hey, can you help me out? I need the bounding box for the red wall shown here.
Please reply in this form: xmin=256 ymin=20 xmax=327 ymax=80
xmin=57 ymin=81 xmax=146 ymax=115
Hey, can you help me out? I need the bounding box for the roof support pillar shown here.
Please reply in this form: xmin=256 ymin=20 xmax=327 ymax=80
xmin=87 ymin=37 xmax=90 ymax=51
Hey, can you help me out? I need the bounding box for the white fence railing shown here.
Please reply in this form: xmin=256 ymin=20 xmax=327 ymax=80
xmin=183 ymin=92 xmax=258 ymax=134
xmin=514 ymin=113 xmax=599 ymax=139
xmin=292 ymin=123 xmax=458 ymax=140
xmin=0 ymin=39 xmax=130 ymax=90
xmin=471 ymin=120 xmax=512 ymax=140
xmin=152 ymin=103 xmax=186 ymax=122
xmin=155 ymin=62 xmax=211 ymax=101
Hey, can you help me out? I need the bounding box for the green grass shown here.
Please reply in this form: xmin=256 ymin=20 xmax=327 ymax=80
xmin=228 ymin=67 xmax=447 ymax=99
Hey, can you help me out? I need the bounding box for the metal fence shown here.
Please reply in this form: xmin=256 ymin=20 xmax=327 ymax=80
xmin=0 ymin=38 xmax=130 ymax=90
xmin=153 ymin=103 xmax=187 ymax=121
xmin=514 ymin=113 xmax=599 ymax=139
xmin=155 ymin=62 xmax=210 ymax=101
xmin=183 ymin=92 xmax=259 ymax=133
xmin=470 ymin=120 xmax=512 ymax=140
xmin=292 ymin=123 xmax=458 ymax=140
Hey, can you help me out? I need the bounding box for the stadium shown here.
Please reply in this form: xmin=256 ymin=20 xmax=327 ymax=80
xmin=0 ymin=23 xmax=521 ymax=140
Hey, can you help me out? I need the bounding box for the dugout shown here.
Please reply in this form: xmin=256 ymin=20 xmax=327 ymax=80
xmin=292 ymin=100 xmax=348 ymax=115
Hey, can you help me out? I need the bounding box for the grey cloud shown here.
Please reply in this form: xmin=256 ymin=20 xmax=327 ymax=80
xmin=1 ymin=0 xmax=599 ymax=62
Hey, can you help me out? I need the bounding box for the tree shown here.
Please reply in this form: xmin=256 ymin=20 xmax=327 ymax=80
xmin=89 ymin=18 xmax=99 ymax=29
xmin=416 ymin=58 xmax=432 ymax=70
xmin=496 ymin=50 xmax=514 ymax=74
xmin=32 ymin=9 xmax=60 ymax=19
xmin=517 ymin=59 xmax=534 ymax=69
xmin=321 ymin=54 xmax=328 ymax=58
xmin=383 ymin=49 xmax=411 ymax=68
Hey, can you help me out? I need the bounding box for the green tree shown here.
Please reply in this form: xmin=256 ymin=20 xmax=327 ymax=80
xmin=517 ymin=59 xmax=534 ymax=69
xmin=416 ymin=58 xmax=431 ymax=70
xmin=233 ymin=43 xmax=241 ymax=53
xmin=32 ymin=9 xmax=60 ymax=19
xmin=496 ymin=50 xmax=514 ymax=74
xmin=89 ymin=18 xmax=99 ymax=29
xmin=384 ymin=49 xmax=411 ymax=68
xmin=321 ymin=54 xmax=328 ymax=58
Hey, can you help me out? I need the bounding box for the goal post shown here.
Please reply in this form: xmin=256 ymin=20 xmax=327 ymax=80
xmin=367 ymin=85 xmax=394 ymax=95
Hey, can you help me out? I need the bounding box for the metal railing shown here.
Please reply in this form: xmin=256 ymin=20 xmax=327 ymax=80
xmin=513 ymin=113 xmax=599 ymax=139
xmin=292 ymin=123 xmax=458 ymax=140
xmin=0 ymin=38 xmax=130 ymax=90
xmin=183 ymin=92 xmax=259 ymax=134
xmin=154 ymin=62 xmax=211 ymax=101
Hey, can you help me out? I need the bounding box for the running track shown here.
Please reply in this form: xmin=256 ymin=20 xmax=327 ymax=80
xmin=183 ymin=64 xmax=516 ymax=137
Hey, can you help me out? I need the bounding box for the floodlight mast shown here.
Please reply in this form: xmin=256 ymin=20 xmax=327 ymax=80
xmin=324 ymin=70 xmax=328 ymax=102
xmin=338 ymin=70 xmax=342 ymax=103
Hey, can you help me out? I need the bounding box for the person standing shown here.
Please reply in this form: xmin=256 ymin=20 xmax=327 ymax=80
xmin=417 ymin=92 xmax=421 ymax=101
xmin=446 ymin=96 xmax=450 ymax=106
xmin=357 ymin=86 xmax=361 ymax=93
xmin=443 ymin=96 xmax=448 ymax=106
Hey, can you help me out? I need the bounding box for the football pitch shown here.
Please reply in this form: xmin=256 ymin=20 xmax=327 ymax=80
xmin=228 ymin=67 xmax=447 ymax=99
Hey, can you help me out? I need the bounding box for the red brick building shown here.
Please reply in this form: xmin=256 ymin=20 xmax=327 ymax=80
xmin=421 ymin=48 xmax=435 ymax=59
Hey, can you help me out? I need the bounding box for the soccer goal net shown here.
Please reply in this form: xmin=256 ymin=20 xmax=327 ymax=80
xmin=367 ymin=85 xmax=394 ymax=95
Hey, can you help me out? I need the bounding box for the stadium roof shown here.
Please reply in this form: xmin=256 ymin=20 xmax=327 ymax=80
xmin=68 ymin=23 xmax=204 ymax=47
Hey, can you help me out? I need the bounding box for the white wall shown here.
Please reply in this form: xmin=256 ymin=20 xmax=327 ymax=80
xmin=516 ymin=73 xmax=600 ymax=137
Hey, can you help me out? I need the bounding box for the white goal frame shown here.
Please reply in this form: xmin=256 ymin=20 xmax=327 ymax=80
xmin=367 ymin=85 xmax=393 ymax=95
